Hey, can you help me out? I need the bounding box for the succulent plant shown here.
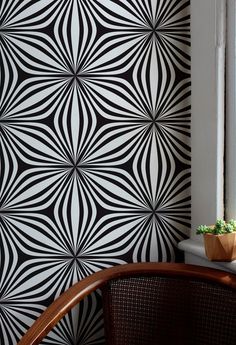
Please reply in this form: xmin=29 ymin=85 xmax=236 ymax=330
xmin=196 ymin=219 xmax=236 ymax=235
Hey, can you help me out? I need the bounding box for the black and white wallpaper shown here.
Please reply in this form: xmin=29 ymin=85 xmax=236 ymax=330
xmin=0 ymin=0 xmax=191 ymax=344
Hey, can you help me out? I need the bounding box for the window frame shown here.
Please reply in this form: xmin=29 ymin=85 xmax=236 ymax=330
xmin=225 ymin=0 xmax=236 ymax=220
xmin=191 ymin=0 xmax=225 ymax=237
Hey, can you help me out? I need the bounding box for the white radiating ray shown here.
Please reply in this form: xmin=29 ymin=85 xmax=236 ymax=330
xmin=0 ymin=47 xmax=18 ymax=111
xmin=71 ymin=0 xmax=80 ymax=69
xmin=149 ymin=133 xmax=159 ymax=203
xmin=0 ymin=137 xmax=18 ymax=202
xmin=150 ymin=40 xmax=159 ymax=112
xmin=71 ymin=86 xmax=80 ymax=160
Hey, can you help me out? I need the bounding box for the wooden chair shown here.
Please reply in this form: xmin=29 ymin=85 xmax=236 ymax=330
xmin=18 ymin=262 xmax=236 ymax=345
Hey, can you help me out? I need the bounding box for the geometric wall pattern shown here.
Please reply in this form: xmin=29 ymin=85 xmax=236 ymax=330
xmin=0 ymin=0 xmax=190 ymax=344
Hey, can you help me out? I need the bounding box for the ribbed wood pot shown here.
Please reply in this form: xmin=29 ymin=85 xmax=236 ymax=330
xmin=204 ymin=232 xmax=236 ymax=261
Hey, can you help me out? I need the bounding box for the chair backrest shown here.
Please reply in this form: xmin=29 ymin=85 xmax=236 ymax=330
xmin=102 ymin=274 xmax=236 ymax=345
xmin=18 ymin=263 xmax=236 ymax=345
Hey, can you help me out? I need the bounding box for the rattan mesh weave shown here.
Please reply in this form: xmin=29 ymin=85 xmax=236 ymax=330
xmin=102 ymin=276 xmax=236 ymax=345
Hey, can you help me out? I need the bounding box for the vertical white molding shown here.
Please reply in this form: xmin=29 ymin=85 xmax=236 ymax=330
xmin=191 ymin=0 xmax=225 ymax=237
xmin=225 ymin=0 xmax=236 ymax=220
xmin=216 ymin=0 xmax=226 ymax=218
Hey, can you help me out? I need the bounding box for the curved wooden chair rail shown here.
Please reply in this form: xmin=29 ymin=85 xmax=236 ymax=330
xmin=18 ymin=263 xmax=236 ymax=345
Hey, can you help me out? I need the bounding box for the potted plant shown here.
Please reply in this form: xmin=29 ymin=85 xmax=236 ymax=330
xmin=196 ymin=219 xmax=236 ymax=261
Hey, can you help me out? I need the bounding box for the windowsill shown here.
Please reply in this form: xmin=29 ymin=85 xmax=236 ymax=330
xmin=178 ymin=238 xmax=236 ymax=273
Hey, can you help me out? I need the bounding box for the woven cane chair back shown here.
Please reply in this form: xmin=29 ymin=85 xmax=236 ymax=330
xmin=103 ymin=275 xmax=236 ymax=345
xmin=18 ymin=263 xmax=236 ymax=345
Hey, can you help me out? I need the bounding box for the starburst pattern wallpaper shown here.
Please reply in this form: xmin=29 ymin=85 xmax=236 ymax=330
xmin=0 ymin=0 xmax=191 ymax=344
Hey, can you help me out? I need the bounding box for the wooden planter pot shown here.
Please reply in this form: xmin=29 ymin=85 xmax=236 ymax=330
xmin=204 ymin=232 xmax=236 ymax=261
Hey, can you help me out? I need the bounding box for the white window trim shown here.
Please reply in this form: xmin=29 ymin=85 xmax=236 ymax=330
xmin=225 ymin=0 xmax=236 ymax=220
xmin=178 ymin=0 xmax=236 ymax=272
xmin=191 ymin=0 xmax=225 ymax=238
